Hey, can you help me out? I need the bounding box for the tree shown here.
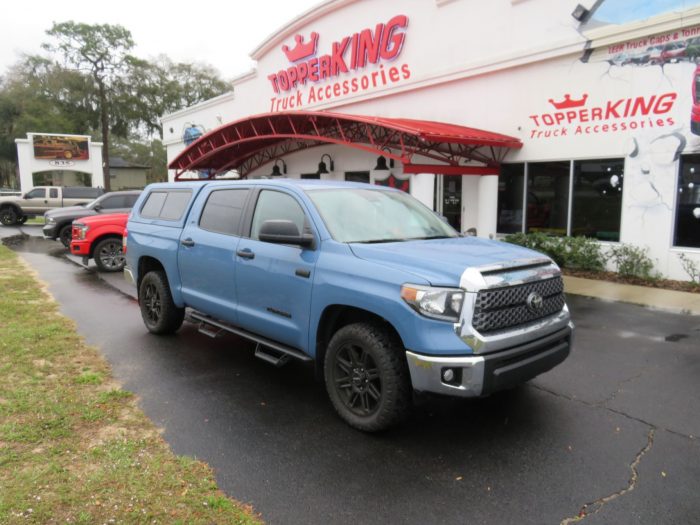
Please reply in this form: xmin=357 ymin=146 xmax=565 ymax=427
xmin=43 ymin=22 xmax=135 ymax=191
xmin=116 ymin=56 xmax=229 ymax=139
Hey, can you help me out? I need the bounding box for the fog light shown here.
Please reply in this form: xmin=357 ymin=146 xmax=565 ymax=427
xmin=443 ymin=368 xmax=455 ymax=382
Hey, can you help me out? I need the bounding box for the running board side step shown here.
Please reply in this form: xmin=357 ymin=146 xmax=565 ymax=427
xmin=187 ymin=310 xmax=312 ymax=363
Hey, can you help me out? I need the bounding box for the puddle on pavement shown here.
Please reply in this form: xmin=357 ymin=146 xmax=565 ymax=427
xmin=2 ymin=233 xmax=68 ymax=258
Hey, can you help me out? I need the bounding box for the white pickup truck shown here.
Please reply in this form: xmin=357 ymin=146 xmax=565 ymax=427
xmin=0 ymin=186 xmax=103 ymax=226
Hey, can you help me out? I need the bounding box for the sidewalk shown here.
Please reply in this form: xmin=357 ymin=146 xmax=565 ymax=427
xmin=563 ymin=275 xmax=700 ymax=316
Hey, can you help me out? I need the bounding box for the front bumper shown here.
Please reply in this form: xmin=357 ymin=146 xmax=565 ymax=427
xmin=70 ymin=240 xmax=90 ymax=257
xmin=42 ymin=223 xmax=58 ymax=239
xmin=405 ymin=323 xmax=573 ymax=397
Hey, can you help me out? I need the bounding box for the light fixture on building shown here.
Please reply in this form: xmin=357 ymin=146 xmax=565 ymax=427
xmin=270 ymin=158 xmax=287 ymax=176
xmin=571 ymin=3 xmax=589 ymax=22
xmin=317 ymin=154 xmax=334 ymax=176
xmin=374 ymin=148 xmax=395 ymax=170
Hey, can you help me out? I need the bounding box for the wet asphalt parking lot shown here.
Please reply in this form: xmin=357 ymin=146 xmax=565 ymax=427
xmin=2 ymin=224 xmax=700 ymax=525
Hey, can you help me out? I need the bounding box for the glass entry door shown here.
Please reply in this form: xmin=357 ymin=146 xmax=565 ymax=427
xmin=434 ymin=176 xmax=462 ymax=232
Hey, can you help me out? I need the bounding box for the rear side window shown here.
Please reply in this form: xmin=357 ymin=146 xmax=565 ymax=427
xmin=49 ymin=188 xmax=58 ymax=198
xmin=63 ymin=187 xmax=100 ymax=199
xmin=140 ymin=190 xmax=192 ymax=221
xmin=100 ymin=195 xmax=125 ymax=209
xmin=124 ymin=194 xmax=140 ymax=208
xmin=199 ymin=189 xmax=249 ymax=236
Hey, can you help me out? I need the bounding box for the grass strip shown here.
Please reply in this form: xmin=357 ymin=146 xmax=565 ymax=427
xmin=0 ymin=245 xmax=261 ymax=524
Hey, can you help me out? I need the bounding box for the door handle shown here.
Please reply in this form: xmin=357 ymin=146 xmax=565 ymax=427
xmin=295 ymin=268 xmax=311 ymax=278
xmin=236 ymin=249 xmax=255 ymax=260
xmin=180 ymin=238 xmax=195 ymax=247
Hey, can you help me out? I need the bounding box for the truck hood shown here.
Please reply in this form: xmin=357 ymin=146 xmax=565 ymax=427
xmin=45 ymin=206 xmax=94 ymax=219
xmin=0 ymin=195 xmax=21 ymax=204
xmin=349 ymin=237 xmax=549 ymax=286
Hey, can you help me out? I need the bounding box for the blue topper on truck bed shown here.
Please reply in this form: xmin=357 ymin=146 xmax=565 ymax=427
xmin=124 ymin=179 xmax=573 ymax=431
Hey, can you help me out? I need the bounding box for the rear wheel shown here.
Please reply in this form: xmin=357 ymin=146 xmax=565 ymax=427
xmin=0 ymin=207 xmax=18 ymax=226
xmin=324 ymin=322 xmax=412 ymax=432
xmin=138 ymin=271 xmax=184 ymax=334
xmin=58 ymin=224 xmax=73 ymax=247
xmin=93 ymin=237 xmax=125 ymax=272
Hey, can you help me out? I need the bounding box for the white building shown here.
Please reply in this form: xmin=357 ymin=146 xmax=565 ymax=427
xmin=161 ymin=0 xmax=700 ymax=281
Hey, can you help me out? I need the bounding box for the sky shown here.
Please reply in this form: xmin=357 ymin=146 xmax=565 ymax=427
xmin=0 ymin=0 xmax=321 ymax=79
xmin=591 ymin=0 xmax=700 ymax=24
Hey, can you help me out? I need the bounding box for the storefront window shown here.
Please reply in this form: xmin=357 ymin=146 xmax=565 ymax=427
xmin=526 ymin=161 xmax=570 ymax=236
xmin=674 ymin=154 xmax=700 ymax=248
xmin=497 ymin=163 xmax=524 ymax=233
xmin=572 ymin=158 xmax=624 ymax=242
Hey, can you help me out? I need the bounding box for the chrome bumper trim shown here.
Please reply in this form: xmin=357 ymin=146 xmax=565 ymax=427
xmin=405 ymin=350 xmax=486 ymax=397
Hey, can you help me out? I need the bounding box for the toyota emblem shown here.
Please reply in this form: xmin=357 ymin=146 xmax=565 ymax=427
xmin=526 ymin=292 xmax=544 ymax=312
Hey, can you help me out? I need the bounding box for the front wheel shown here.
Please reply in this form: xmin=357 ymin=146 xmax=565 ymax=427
xmin=324 ymin=322 xmax=412 ymax=432
xmin=0 ymin=207 xmax=18 ymax=226
xmin=59 ymin=224 xmax=73 ymax=247
xmin=17 ymin=215 xmax=28 ymax=224
xmin=138 ymin=271 xmax=184 ymax=334
xmin=94 ymin=237 xmax=125 ymax=272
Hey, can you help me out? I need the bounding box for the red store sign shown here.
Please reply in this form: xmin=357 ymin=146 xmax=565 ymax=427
xmin=268 ymin=15 xmax=412 ymax=111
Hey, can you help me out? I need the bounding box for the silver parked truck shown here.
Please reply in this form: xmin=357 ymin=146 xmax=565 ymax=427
xmin=0 ymin=186 xmax=103 ymax=226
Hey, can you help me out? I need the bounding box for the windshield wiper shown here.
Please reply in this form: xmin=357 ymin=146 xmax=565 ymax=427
xmin=407 ymin=235 xmax=454 ymax=240
xmin=354 ymin=238 xmax=407 ymax=244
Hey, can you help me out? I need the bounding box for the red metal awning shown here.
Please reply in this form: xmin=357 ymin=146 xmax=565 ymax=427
xmin=169 ymin=111 xmax=522 ymax=179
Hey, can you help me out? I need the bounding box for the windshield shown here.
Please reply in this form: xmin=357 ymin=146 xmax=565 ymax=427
xmin=307 ymin=188 xmax=458 ymax=243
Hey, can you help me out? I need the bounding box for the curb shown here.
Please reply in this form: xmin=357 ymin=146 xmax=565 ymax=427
xmin=563 ymin=275 xmax=700 ymax=316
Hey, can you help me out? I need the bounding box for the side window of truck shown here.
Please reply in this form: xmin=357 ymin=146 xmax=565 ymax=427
xmin=26 ymin=189 xmax=45 ymax=199
xmin=199 ymin=189 xmax=249 ymax=236
xmin=140 ymin=190 xmax=192 ymax=221
xmin=49 ymin=188 xmax=58 ymax=198
xmin=250 ymin=190 xmax=306 ymax=240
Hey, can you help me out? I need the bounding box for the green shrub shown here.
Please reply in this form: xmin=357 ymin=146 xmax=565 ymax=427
xmin=609 ymin=244 xmax=654 ymax=279
xmin=503 ymin=233 xmax=606 ymax=271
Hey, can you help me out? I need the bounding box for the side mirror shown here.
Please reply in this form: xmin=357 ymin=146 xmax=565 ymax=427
xmin=258 ymin=220 xmax=314 ymax=248
xmin=93 ymin=204 xmax=102 ymax=212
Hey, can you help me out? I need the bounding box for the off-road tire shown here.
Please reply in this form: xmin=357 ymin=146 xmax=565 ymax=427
xmin=0 ymin=207 xmax=18 ymax=226
xmin=59 ymin=224 xmax=73 ymax=247
xmin=93 ymin=237 xmax=126 ymax=272
xmin=324 ymin=322 xmax=412 ymax=432
xmin=139 ymin=271 xmax=185 ymax=335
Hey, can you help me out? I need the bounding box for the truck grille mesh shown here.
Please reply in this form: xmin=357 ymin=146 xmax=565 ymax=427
xmin=473 ymin=277 xmax=565 ymax=333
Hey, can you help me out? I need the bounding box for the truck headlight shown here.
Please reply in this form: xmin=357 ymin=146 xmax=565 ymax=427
xmin=46 ymin=216 xmax=55 ymax=224
xmin=75 ymin=223 xmax=89 ymax=240
xmin=401 ymin=284 xmax=464 ymax=322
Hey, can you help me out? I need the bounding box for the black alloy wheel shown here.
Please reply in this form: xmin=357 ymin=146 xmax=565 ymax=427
xmin=94 ymin=238 xmax=125 ymax=272
xmin=59 ymin=225 xmax=73 ymax=247
xmin=17 ymin=215 xmax=27 ymax=224
xmin=0 ymin=207 xmax=18 ymax=226
xmin=138 ymin=271 xmax=185 ymax=334
xmin=142 ymin=280 xmax=161 ymax=326
xmin=324 ymin=322 xmax=411 ymax=432
xmin=333 ymin=342 xmax=382 ymax=417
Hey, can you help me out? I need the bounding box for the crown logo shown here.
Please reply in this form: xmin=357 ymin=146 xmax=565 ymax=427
xmin=548 ymin=93 xmax=588 ymax=110
xmin=282 ymin=32 xmax=319 ymax=62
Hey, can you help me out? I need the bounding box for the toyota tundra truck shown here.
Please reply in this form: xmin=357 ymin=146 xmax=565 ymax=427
xmin=125 ymin=179 xmax=573 ymax=431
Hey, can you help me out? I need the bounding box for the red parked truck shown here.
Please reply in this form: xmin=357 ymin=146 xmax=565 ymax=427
xmin=70 ymin=212 xmax=128 ymax=272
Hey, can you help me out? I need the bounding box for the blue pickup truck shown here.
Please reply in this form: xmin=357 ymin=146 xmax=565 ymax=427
xmin=125 ymin=179 xmax=573 ymax=431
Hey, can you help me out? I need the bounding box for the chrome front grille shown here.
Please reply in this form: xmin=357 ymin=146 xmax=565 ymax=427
xmin=472 ymin=276 xmax=565 ymax=333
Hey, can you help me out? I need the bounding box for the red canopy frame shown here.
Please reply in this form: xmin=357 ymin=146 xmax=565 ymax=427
xmin=169 ymin=111 xmax=522 ymax=179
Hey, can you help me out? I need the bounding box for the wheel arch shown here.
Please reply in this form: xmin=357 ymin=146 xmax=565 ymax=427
xmin=314 ymin=305 xmax=404 ymax=381
xmin=136 ymin=256 xmax=166 ymax=291
xmin=89 ymin=233 xmax=123 ymax=258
